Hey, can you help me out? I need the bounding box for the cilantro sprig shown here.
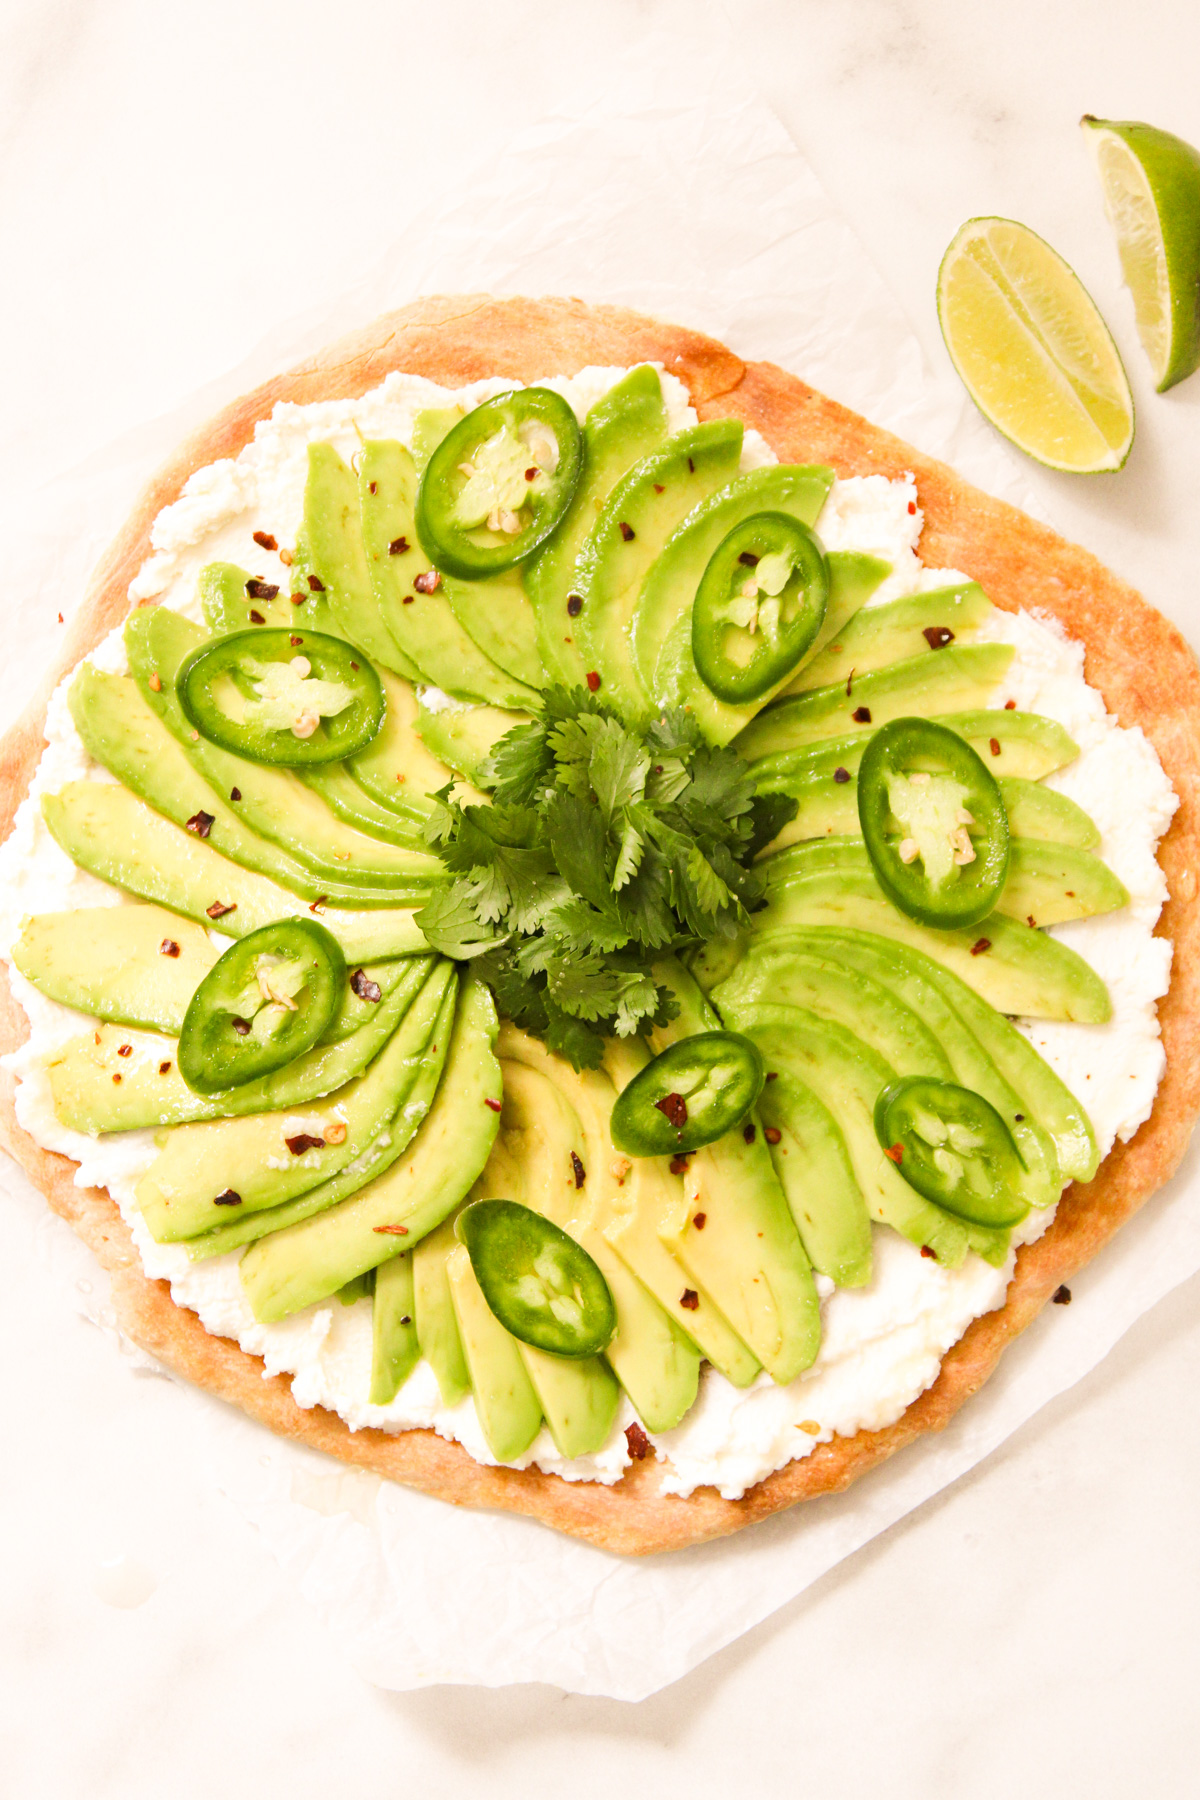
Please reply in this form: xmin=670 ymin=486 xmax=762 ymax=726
xmin=415 ymin=687 xmax=797 ymax=1069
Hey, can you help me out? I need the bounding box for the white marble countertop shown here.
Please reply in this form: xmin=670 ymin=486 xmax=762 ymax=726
xmin=3 ymin=1 xmax=1199 ymax=1793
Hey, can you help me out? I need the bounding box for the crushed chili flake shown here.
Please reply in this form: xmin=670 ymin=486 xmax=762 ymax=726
xmin=1052 ymin=1284 xmax=1072 ymax=1304
xmin=763 ymin=1125 xmax=782 ymax=1145
xmin=117 ymin=1043 xmax=132 ymax=1058
xmin=738 ymin=550 xmax=761 ymax=567
xmin=625 ymin=1422 xmax=653 ymax=1460
xmin=618 ymin=521 xmax=636 ymax=542
xmin=230 ymin=787 xmax=241 ymax=802
xmin=285 ymin=1133 xmax=325 ymax=1156
xmin=159 ymin=1060 xmax=172 ymax=1075
xmin=350 ymin=661 xmax=359 ymax=670
xmin=214 ymin=1189 xmax=242 ymax=1207
xmin=1004 ymin=698 xmax=1017 ymax=710
xmin=186 ymin=810 xmax=215 ymax=839
xmin=290 ymin=633 xmax=303 ymax=646
xmin=524 ymin=466 xmax=538 ymax=481
xmin=922 ymin=625 xmax=954 ymax=650
xmin=323 ymin=1122 xmax=348 ymax=1145
xmin=245 ymin=578 xmax=279 ymax=600
xmin=308 ymin=574 xmax=325 ymax=592
xmin=1027 ymin=914 xmax=1037 ymax=928
xmin=833 ymin=766 xmax=851 ymax=784
xmin=571 ymin=1151 xmax=586 ymax=1189
xmin=57 ymin=612 xmax=63 ymax=623
xmin=350 ymin=968 xmax=383 ymax=1003
xmin=743 ymin=1123 xmax=756 ymax=1144
xmin=884 ymin=1143 xmax=903 ymax=1164
xmin=231 ymin=1017 xmax=252 ymax=1037
xmin=846 ymin=668 xmax=856 ymax=696
xmin=111 ymin=1073 xmax=122 ymax=1084
xmin=679 ymin=1289 xmax=699 ymax=1310
xmin=567 ymin=594 xmax=583 ymax=617
xmin=159 ymin=939 xmax=180 ymax=957
xmin=989 ymin=738 xmax=1001 ymax=756
xmin=853 ymin=705 xmax=872 ymax=724
xmin=766 ymin=1071 xmax=778 ymax=1081
xmin=920 ymin=1244 xmax=937 ymax=1260
xmin=586 ymin=671 xmax=601 ymax=692
xmin=253 ymin=531 xmax=278 ymax=551
xmin=388 ymin=536 xmax=410 ymax=556
xmin=373 ymin=1223 xmax=409 ymax=1236
xmin=248 ymin=609 xmax=266 ymax=624
xmin=655 ymin=1091 xmax=688 ymax=1131
xmin=653 ymin=483 xmax=665 ymax=495
xmin=907 ymin=500 xmax=917 ymax=515
xmin=692 ymin=1212 xmax=707 ymax=1230
xmin=148 ymin=671 xmax=162 ymax=692
xmin=309 ymin=897 xmax=328 ymax=914
xmin=399 ymin=1315 xmax=412 ymax=1326
xmin=368 ymin=481 xmax=377 ymax=495
xmin=669 ymin=1154 xmax=691 ymax=1175
xmin=970 ymin=937 xmax=992 ymax=956
xmin=687 ymin=456 xmax=695 ymax=473
xmin=402 ymin=595 xmax=413 ymax=604
xmin=484 ymin=1096 xmax=502 ymax=1112
xmin=206 ymin=900 xmax=236 ymax=920
xmin=414 ymin=569 xmax=441 ymax=593
xmin=290 ymin=592 xmax=306 ymax=606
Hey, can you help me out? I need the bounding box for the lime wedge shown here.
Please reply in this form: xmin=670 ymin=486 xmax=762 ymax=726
xmin=937 ymin=216 xmax=1134 ymax=473
xmin=1082 ymin=115 xmax=1200 ymax=392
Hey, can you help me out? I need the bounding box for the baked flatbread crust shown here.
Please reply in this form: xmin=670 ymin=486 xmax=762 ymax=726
xmin=2 ymin=296 xmax=1198 ymax=1556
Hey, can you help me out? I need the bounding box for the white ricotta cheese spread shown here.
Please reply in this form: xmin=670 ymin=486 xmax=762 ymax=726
xmin=0 ymin=364 xmax=1178 ymax=1500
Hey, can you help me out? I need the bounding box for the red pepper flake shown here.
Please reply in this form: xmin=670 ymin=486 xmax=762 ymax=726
xmin=763 ymin=1125 xmax=782 ymax=1145
xmin=738 ymin=550 xmax=761 ymax=567
xmin=186 ymin=810 xmax=215 ymax=839
xmin=653 ymin=483 xmax=665 ymax=495
xmin=846 ymin=668 xmax=856 ymax=696
xmin=402 ymin=595 xmax=414 ymax=604
xmin=566 ymin=594 xmax=583 ymax=617
xmin=368 ymin=482 xmax=377 ymax=496
xmin=853 ymin=706 xmax=871 ymax=724
xmin=350 ymin=969 xmax=383 ymax=1003
xmin=692 ymin=1212 xmax=707 ymax=1230
xmin=484 ymin=1096 xmax=502 ymax=1112
xmin=290 ymin=592 xmax=306 ymax=606
xmin=148 ymin=671 xmax=162 ymax=692
xmin=414 ymin=569 xmax=441 ymax=594
xmin=309 ymin=896 xmax=328 ymax=914
xmin=159 ymin=938 xmax=180 ymax=957
xmin=687 ymin=456 xmax=695 ymax=473
xmin=388 ymin=537 xmax=410 ymax=556
xmin=285 ymin=1133 xmax=325 ymax=1156
xmin=920 ymin=1244 xmax=937 ymax=1260
xmin=625 ymin=1422 xmax=653 ymax=1460
xmin=989 ymin=738 xmax=1001 ymax=756
xmin=586 ymin=671 xmax=601 ymax=692
xmin=230 ymin=787 xmax=241 ymax=802
xmin=618 ymin=521 xmax=636 ymax=542
xmin=350 ymin=661 xmax=359 ymax=670
xmin=833 ymin=766 xmax=851 ymax=784
xmin=1052 ymin=1284 xmax=1072 ymax=1305
xmin=922 ymin=625 xmax=954 ymax=650
xmin=57 ymin=612 xmax=63 ymax=623
xmin=884 ymin=1143 xmax=903 ymax=1164
xmin=231 ymin=1017 xmax=252 ymax=1037
xmin=743 ymin=1123 xmax=756 ymax=1144
xmin=308 ymin=574 xmax=325 ymax=592
xmin=1065 ymin=890 xmax=1075 ymax=898
xmin=1004 ymin=699 xmax=1017 ymax=710
xmin=253 ymin=531 xmax=278 ymax=551
xmin=679 ymin=1289 xmax=699 ymax=1310
xmin=214 ymin=1189 xmax=242 ymax=1207
xmin=206 ymin=900 xmax=236 ymax=920
xmin=766 ymin=1071 xmax=777 ymax=1081
xmin=248 ymin=609 xmax=266 ymax=625
xmin=111 ymin=1073 xmax=122 ymax=1084
xmin=907 ymin=500 xmax=917 ymax=515
xmin=970 ymin=937 xmax=992 ymax=956
xmin=1027 ymin=915 xmax=1037 ymax=929
xmin=656 ymin=1092 xmax=688 ymax=1132
xmin=245 ymin=578 xmax=279 ymax=600
xmin=570 ymin=1151 xmax=586 ymax=1188
xmin=669 ymin=1154 xmax=691 ymax=1176
xmin=159 ymin=1060 xmax=172 ymax=1075
xmin=289 ymin=633 xmax=303 ymax=646
xmin=399 ymin=1315 xmax=411 ymax=1325
xmin=117 ymin=1043 xmax=132 ymax=1058
xmin=373 ymin=1223 xmax=409 ymax=1236
xmin=524 ymin=466 xmax=538 ymax=481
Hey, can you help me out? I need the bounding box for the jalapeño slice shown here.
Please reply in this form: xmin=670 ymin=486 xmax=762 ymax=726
xmin=177 ymin=919 xmax=345 ymax=1094
xmin=692 ymin=512 xmax=829 ymax=704
xmin=415 ymin=387 xmax=584 ymax=579
xmin=874 ymin=1076 xmax=1029 ymax=1228
xmin=458 ymin=1199 xmax=616 ymax=1358
xmin=177 ymin=628 xmax=384 ymax=766
xmin=610 ymin=1031 xmax=766 ymax=1157
xmin=858 ymin=716 xmax=1009 ymax=929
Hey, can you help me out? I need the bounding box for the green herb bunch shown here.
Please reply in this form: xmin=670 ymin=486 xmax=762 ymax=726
xmin=415 ymin=686 xmax=797 ymax=1069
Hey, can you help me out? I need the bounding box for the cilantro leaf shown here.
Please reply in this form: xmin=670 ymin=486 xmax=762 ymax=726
xmin=415 ymin=887 xmax=506 ymax=960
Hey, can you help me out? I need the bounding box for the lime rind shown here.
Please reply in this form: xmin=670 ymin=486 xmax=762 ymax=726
xmin=937 ymin=215 xmax=1134 ymax=474
xmin=1083 ymin=115 xmax=1200 ymax=393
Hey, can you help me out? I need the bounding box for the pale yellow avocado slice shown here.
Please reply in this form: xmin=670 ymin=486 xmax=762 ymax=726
xmin=14 ymin=904 xmax=217 ymax=1035
xmin=446 ymin=1243 xmax=543 ymax=1463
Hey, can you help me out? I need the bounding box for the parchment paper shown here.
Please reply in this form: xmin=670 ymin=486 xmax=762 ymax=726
xmin=4 ymin=39 xmax=1200 ymax=1701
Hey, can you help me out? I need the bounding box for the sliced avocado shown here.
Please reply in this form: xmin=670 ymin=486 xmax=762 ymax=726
xmin=573 ymin=419 xmax=746 ymax=721
xmin=526 ymin=364 xmax=670 ymax=689
xmin=200 ymin=561 xmax=310 ymax=636
xmin=516 ymin=1342 xmax=622 ymax=1460
xmin=601 ymin=1035 xmax=761 ymax=1387
xmin=370 ymin=1252 xmax=420 ymax=1405
xmin=303 ymin=442 xmax=422 ymax=680
xmin=348 ymin=666 xmax=477 ymax=815
xmin=136 ymin=961 xmax=453 ymax=1243
xmin=748 ymin=708 xmax=1079 ymax=789
xmin=412 ymin=405 xmax=464 ymax=473
xmin=1000 ymin=778 xmax=1100 ymax=849
xmin=359 ymin=439 xmax=542 ymax=709
xmin=48 ymin=957 xmax=430 ymax=1133
xmin=415 ymin=701 xmax=527 ymax=788
xmin=783 ymin=551 xmax=894 ymax=685
xmin=298 ymin=763 xmax=429 ymax=848
xmin=440 ymin=566 xmax=547 ymax=692
xmin=729 ymin=1002 xmax=974 ymax=1267
xmin=791 ymin=582 xmax=994 ymax=692
xmin=733 ymin=642 xmax=1015 ymax=760
xmin=190 ymin=973 xmax=457 ymax=1261
xmin=42 ymin=782 xmax=428 ymax=963
xmin=446 ymin=1243 xmax=543 ymax=1462
xmin=125 ymin=609 xmax=443 ymax=896
xmin=754 ymin=1071 xmax=874 ymax=1286
xmin=632 ymin=462 xmax=834 ymax=698
xmin=497 ymin=1035 xmax=701 ymax=1433
xmin=238 ymin=974 xmax=500 ymax=1320
xmin=412 ymin=1211 xmax=472 ymax=1406
xmin=742 ymin=864 xmax=1111 ymax=1022
xmin=14 ymin=904 xmax=217 ymax=1034
xmin=649 ymin=959 xmax=822 ymax=1384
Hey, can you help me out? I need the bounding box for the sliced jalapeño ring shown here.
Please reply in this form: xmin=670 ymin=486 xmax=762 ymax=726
xmin=176 ymin=628 xmax=384 ymax=767
xmin=177 ymin=919 xmax=346 ymax=1095
xmin=610 ymin=1031 xmax=766 ymax=1157
xmin=457 ymin=1199 xmax=616 ymax=1358
xmin=874 ymin=1075 xmax=1030 ymax=1228
xmin=692 ymin=511 xmax=829 ymax=704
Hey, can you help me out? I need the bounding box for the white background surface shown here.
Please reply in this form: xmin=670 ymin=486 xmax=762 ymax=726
xmin=2 ymin=0 xmax=1199 ymax=1792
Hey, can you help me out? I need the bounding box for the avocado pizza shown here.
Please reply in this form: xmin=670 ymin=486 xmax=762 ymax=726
xmin=0 ymin=295 xmax=1197 ymax=1556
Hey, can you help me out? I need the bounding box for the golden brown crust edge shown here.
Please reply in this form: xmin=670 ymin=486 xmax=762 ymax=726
xmin=1 ymin=295 xmax=1198 ymax=1558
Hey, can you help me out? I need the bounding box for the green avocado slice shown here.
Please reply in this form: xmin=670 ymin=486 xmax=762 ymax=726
xmin=412 ymin=1210 xmax=473 ymax=1406
xmin=238 ymin=973 xmax=500 ymax=1321
xmin=439 ymin=566 xmax=548 ymax=692
xmin=446 ymin=1243 xmax=543 ymax=1462
xmin=515 ymin=1340 xmax=622 ymax=1461
xmin=199 ymin=561 xmax=331 ymax=636
xmin=748 ymin=708 xmax=1079 ymax=788
xmin=302 ymin=442 xmax=422 ymax=681
xmin=572 ymin=420 xmax=746 ymax=721
xmin=348 ymin=666 xmax=477 ymax=816
xmin=753 ymin=1071 xmax=874 ymax=1286
xmin=298 ymin=763 xmax=429 ymax=848
xmin=370 ymin=1253 xmax=421 ymax=1406
xmin=525 ymin=364 xmax=671 ymax=690
xmin=42 ymin=781 xmax=428 ymax=961
xmin=415 ymin=701 xmax=528 ymax=788
xmin=788 ymin=582 xmax=994 ymax=692
xmin=14 ymin=904 xmax=218 ymax=1034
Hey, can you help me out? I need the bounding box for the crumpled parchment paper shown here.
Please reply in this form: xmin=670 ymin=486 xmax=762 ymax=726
xmin=4 ymin=38 xmax=1200 ymax=1702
